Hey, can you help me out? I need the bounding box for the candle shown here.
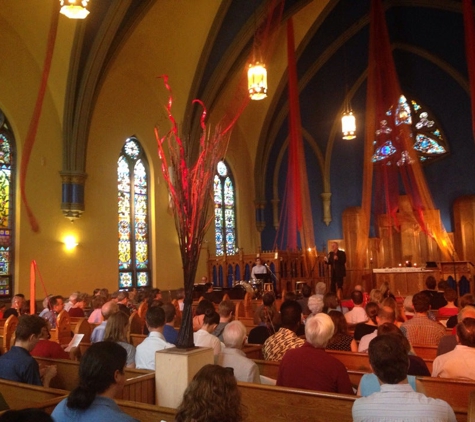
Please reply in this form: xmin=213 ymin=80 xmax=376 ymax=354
xmin=30 ymin=260 xmax=36 ymax=315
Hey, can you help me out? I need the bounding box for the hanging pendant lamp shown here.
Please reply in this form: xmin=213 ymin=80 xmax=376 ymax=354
xmin=342 ymin=108 xmax=356 ymax=140
xmin=60 ymin=0 xmax=90 ymax=19
xmin=248 ymin=62 xmax=268 ymax=100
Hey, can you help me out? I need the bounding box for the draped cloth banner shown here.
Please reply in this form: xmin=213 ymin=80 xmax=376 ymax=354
xmin=20 ymin=2 xmax=60 ymax=232
xmin=356 ymin=0 xmax=455 ymax=267
xmin=463 ymin=0 xmax=475 ymax=143
xmin=274 ymin=18 xmax=316 ymax=269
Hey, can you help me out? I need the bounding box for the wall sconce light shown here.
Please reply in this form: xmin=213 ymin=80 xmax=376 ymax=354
xmin=64 ymin=235 xmax=78 ymax=250
xmin=60 ymin=0 xmax=90 ymax=19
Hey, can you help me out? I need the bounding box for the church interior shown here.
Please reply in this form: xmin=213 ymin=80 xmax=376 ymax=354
xmin=2 ymin=0 xmax=475 ymax=301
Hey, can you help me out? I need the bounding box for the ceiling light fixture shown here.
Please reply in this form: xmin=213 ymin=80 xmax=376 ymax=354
xmin=60 ymin=0 xmax=90 ymax=19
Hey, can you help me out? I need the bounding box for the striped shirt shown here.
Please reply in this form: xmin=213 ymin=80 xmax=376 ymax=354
xmin=352 ymin=383 xmax=456 ymax=422
xmin=262 ymin=327 xmax=304 ymax=361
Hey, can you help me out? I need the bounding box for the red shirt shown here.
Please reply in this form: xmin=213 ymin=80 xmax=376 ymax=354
xmin=31 ymin=339 xmax=70 ymax=360
xmin=277 ymin=342 xmax=354 ymax=394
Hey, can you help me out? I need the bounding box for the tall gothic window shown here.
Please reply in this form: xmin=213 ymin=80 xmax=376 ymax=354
xmin=118 ymin=137 xmax=151 ymax=289
xmin=214 ymin=161 xmax=237 ymax=256
xmin=0 ymin=111 xmax=14 ymax=297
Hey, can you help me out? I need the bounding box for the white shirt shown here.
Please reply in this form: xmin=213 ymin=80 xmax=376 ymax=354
xmin=251 ymin=264 xmax=267 ymax=279
xmin=135 ymin=331 xmax=174 ymax=370
xmin=344 ymin=306 xmax=368 ymax=325
xmin=432 ymin=345 xmax=475 ymax=380
xmin=90 ymin=321 xmax=107 ymax=343
xmin=358 ymin=331 xmax=377 ymax=353
xmin=352 ymin=383 xmax=456 ymax=422
xmin=217 ymin=347 xmax=260 ymax=383
xmin=193 ymin=329 xmax=222 ymax=356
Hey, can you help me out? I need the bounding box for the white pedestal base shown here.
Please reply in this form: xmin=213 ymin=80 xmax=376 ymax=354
xmin=155 ymin=346 xmax=214 ymax=408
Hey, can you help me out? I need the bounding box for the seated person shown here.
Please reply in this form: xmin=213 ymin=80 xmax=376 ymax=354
xmin=135 ymin=306 xmax=174 ymax=370
xmin=353 ymin=302 xmax=378 ymax=341
xmin=248 ymin=304 xmax=277 ymax=344
xmin=201 ymin=282 xmax=221 ymax=304
xmin=446 ymin=294 xmax=475 ymax=329
xmin=432 ymin=317 xmax=475 ymax=380
xmin=0 ymin=315 xmax=57 ymax=387
xmin=352 ymin=334 xmax=456 ymax=422
xmin=193 ymin=309 xmax=222 ymax=357
xmin=3 ymin=294 xmax=25 ymax=319
xmin=322 ymin=292 xmax=348 ymax=315
xmin=161 ymin=302 xmax=178 ymax=345
xmin=91 ymin=301 xmax=119 ymax=343
xmin=307 ymin=294 xmax=324 ymax=315
xmin=253 ymin=291 xmax=280 ymax=326
xmin=193 ymin=299 xmax=215 ymax=332
xmin=437 ymin=288 xmax=459 ymax=318
xmin=51 ymin=342 xmax=138 ymax=421
xmin=297 ymin=283 xmax=312 ymax=315
xmin=344 ymin=290 xmax=368 ymax=325
xmin=42 ymin=295 xmax=64 ymax=329
xmin=31 ymin=324 xmax=78 ymax=360
xmin=104 ymin=311 xmax=136 ymax=368
xmin=217 ymin=321 xmax=260 ymax=383
xmin=263 ymin=300 xmax=304 ymax=361
xmin=326 ymin=310 xmax=357 ymax=352
xmin=277 ymin=313 xmax=354 ymax=394
xmin=68 ymin=293 xmax=87 ymax=317
xmin=175 ymin=365 xmax=244 ymax=422
xmin=212 ymin=300 xmax=235 ymax=342
xmin=87 ymin=296 xmax=106 ymax=324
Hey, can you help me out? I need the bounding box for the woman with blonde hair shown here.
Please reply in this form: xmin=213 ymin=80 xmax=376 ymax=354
xmin=175 ymin=364 xmax=244 ymax=422
xmin=104 ymin=311 xmax=136 ymax=368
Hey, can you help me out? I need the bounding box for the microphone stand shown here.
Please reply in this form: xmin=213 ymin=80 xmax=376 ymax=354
xmin=265 ymin=264 xmax=278 ymax=294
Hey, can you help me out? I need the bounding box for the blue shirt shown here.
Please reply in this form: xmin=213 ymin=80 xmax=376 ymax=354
xmin=359 ymin=373 xmax=416 ymax=396
xmin=0 ymin=346 xmax=42 ymax=386
xmin=90 ymin=322 xmax=107 ymax=343
xmin=52 ymin=396 xmax=138 ymax=422
xmin=162 ymin=324 xmax=178 ymax=345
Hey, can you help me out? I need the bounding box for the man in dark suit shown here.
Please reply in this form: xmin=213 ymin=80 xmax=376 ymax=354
xmin=326 ymin=242 xmax=346 ymax=300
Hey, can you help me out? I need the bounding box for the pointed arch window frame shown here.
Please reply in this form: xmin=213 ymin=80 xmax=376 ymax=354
xmin=0 ymin=112 xmax=15 ymax=298
xmin=118 ymin=137 xmax=152 ymax=289
xmin=214 ymin=160 xmax=237 ymax=257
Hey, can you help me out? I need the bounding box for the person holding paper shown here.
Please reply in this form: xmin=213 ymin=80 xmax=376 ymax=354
xmin=31 ymin=324 xmax=79 ymax=360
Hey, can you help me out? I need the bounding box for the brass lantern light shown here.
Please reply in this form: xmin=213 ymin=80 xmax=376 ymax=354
xmin=60 ymin=0 xmax=90 ymax=19
xmin=342 ymin=107 xmax=356 ymax=140
xmin=248 ymin=61 xmax=268 ymax=100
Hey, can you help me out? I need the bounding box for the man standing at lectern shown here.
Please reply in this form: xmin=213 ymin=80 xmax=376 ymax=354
xmin=325 ymin=242 xmax=346 ymax=300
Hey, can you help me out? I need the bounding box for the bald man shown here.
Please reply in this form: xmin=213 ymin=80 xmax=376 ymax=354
xmin=90 ymin=301 xmax=119 ymax=343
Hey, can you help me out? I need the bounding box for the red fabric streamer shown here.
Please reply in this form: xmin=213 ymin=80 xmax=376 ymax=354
xmin=463 ymin=0 xmax=475 ymax=143
xmin=19 ymin=2 xmax=60 ymax=232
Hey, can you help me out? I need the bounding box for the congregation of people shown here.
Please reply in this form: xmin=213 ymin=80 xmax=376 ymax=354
xmin=0 ymin=272 xmax=473 ymax=421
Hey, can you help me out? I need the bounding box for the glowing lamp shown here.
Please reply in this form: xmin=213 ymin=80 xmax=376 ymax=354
xmin=64 ymin=235 xmax=78 ymax=250
xmin=342 ymin=110 xmax=356 ymax=140
xmin=248 ymin=62 xmax=267 ymax=100
xmin=60 ymin=0 xmax=90 ymax=19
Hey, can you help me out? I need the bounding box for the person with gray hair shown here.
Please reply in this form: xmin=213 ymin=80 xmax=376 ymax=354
xmin=315 ymin=281 xmax=326 ymax=296
xmin=437 ymin=305 xmax=475 ymax=356
xmin=276 ymin=313 xmax=353 ymax=393
xmin=216 ymin=321 xmax=260 ymax=383
xmin=307 ymin=294 xmax=324 ymax=315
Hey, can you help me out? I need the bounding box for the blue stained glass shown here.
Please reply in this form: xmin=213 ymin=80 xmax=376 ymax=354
xmin=414 ymin=134 xmax=446 ymax=155
xmin=214 ymin=161 xmax=236 ymax=256
xmin=372 ymin=141 xmax=396 ymax=162
xmin=118 ymin=137 xmax=151 ymax=288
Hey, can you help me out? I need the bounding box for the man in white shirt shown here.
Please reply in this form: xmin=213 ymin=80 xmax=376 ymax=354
xmin=352 ymin=334 xmax=456 ymax=422
xmin=432 ymin=317 xmax=475 ymax=380
xmin=344 ymin=290 xmax=368 ymax=325
xmin=358 ymin=306 xmax=395 ymax=353
xmin=135 ymin=306 xmax=174 ymax=370
xmin=217 ymin=321 xmax=260 ymax=383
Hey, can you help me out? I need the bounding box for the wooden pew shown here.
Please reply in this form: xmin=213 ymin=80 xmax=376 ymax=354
xmin=238 ymin=382 xmax=355 ymax=422
xmin=242 ymin=344 xmax=263 ymax=360
xmin=326 ymin=349 xmax=434 ymax=373
xmin=49 ymin=310 xmax=72 ymax=345
xmin=412 ymin=344 xmax=438 ymax=360
xmin=34 ymin=357 xmax=156 ymax=404
xmin=117 ymin=399 xmax=176 ymax=421
xmin=468 ymin=391 xmax=475 ymax=422
xmin=0 ymin=315 xmax=17 ymax=354
xmin=0 ymin=379 xmax=67 ymax=411
xmin=69 ymin=317 xmax=92 ymax=344
xmin=130 ymin=333 xmax=146 ymax=348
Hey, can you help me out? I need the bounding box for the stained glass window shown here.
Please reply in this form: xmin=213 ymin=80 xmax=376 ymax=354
xmin=372 ymin=95 xmax=447 ymax=163
xmin=0 ymin=110 xmax=14 ymax=297
xmin=214 ymin=161 xmax=237 ymax=256
xmin=118 ymin=137 xmax=151 ymax=289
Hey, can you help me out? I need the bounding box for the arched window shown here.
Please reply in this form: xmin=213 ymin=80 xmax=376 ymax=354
xmin=0 ymin=110 xmax=15 ymax=297
xmin=118 ymin=137 xmax=151 ymax=289
xmin=214 ymin=161 xmax=237 ymax=256
xmin=372 ymin=95 xmax=448 ymax=163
